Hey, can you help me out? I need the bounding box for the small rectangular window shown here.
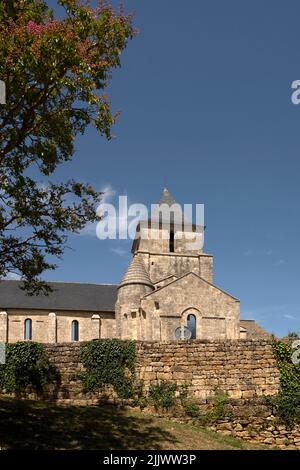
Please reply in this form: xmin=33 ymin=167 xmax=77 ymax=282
xmin=169 ymin=230 xmax=175 ymax=252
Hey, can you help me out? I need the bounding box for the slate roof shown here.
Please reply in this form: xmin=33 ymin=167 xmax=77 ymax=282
xmin=0 ymin=280 xmax=118 ymax=312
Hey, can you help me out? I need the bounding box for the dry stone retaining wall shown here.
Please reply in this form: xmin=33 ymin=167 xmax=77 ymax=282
xmin=211 ymin=414 xmax=300 ymax=449
xmin=42 ymin=340 xmax=280 ymax=402
xmin=13 ymin=340 xmax=300 ymax=449
xmin=136 ymin=340 xmax=280 ymax=400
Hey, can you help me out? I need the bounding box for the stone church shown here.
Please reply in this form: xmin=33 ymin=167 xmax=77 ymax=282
xmin=0 ymin=188 xmax=269 ymax=344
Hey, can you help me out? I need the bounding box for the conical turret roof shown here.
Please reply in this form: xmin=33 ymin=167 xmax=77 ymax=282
xmin=119 ymin=256 xmax=153 ymax=288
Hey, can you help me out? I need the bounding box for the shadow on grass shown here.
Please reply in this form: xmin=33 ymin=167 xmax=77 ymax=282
xmin=0 ymin=398 xmax=177 ymax=450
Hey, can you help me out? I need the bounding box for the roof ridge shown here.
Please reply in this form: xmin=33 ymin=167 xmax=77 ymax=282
xmin=0 ymin=279 xmax=118 ymax=287
xmin=143 ymin=271 xmax=240 ymax=301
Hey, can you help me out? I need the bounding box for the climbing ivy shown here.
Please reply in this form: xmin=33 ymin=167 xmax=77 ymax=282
xmin=79 ymin=339 xmax=136 ymax=399
xmin=0 ymin=342 xmax=52 ymax=395
xmin=266 ymin=340 xmax=300 ymax=428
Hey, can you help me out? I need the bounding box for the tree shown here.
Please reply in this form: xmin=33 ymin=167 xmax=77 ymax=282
xmin=0 ymin=0 xmax=135 ymax=293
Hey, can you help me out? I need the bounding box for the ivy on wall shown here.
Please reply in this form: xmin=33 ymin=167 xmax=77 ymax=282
xmin=267 ymin=340 xmax=300 ymax=428
xmin=0 ymin=342 xmax=52 ymax=396
xmin=79 ymin=339 xmax=136 ymax=399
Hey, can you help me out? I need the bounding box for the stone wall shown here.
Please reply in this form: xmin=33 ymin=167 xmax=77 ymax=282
xmin=141 ymin=276 xmax=240 ymax=341
xmin=0 ymin=309 xmax=116 ymax=343
xmin=10 ymin=339 xmax=300 ymax=449
xmin=41 ymin=339 xmax=280 ymax=402
xmin=211 ymin=411 xmax=300 ymax=449
xmin=138 ymin=251 xmax=213 ymax=285
xmin=136 ymin=340 xmax=279 ymax=399
xmin=168 ymin=399 xmax=300 ymax=449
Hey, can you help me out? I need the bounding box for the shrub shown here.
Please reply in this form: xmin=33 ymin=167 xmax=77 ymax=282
xmin=212 ymin=387 xmax=229 ymax=420
xmin=182 ymin=399 xmax=200 ymax=418
xmin=179 ymin=384 xmax=200 ymax=417
xmin=148 ymin=381 xmax=177 ymax=410
xmin=197 ymin=388 xmax=229 ymax=425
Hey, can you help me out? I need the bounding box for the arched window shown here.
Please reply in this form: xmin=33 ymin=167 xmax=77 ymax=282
xmin=24 ymin=318 xmax=32 ymax=340
xmin=187 ymin=314 xmax=196 ymax=339
xmin=71 ymin=320 xmax=79 ymax=342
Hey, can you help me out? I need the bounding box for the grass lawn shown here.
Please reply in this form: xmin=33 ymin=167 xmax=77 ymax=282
xmin=0 ymin=398 xmax=265 ymax=450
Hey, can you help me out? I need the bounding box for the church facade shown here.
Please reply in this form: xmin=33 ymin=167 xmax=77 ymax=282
xmin=0 ymin=188 xmax=269 ymax=344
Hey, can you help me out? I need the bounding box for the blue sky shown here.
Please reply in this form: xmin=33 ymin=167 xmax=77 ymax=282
xmin=45 ymin=0 xmax=300 ymax=337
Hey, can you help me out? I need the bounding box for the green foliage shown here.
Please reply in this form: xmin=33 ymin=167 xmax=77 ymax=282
xmin=267 ymin=340 xmax=300 ymax=428
xmin=272 ymin=341 xmax=300 ymax=396
xmin=287 ymin=331 xmax=299 ymax=338
xmin=132 ymin=379 xmax=148 ymax=409
xmin=0 ymin=1 xmax=135 ymax=292
xmin=178 ymin=384 xmax=200 ymax=418
xmin=182 ymin=399 xmax=200 ymax=418
xmin=197 ymin=388 xmax=229 ymax=426
xmin=265 ymin=392 xmax=300 ymax=429
xmin=0 ymin=341 xmax=52 ymax=395
xmin=178 ymin=383 xmax=189 ymax=402
xmin=211 ymin=388 xmax=229 ymax=421
xmin=136 ymin=381 xmax=227 ymax=422
xmin=79 ymin=339 xmax=136 ymax=399
xmin=148 ymin=381 xmax=177 ymax=410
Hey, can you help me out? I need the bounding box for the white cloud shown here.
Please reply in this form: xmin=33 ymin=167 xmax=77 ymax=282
xmin=110 ymin=247 xmax=127 ymax=257
xmin=2 ymin=272 xmax=21 ymax=280
xmin=99 ymin=184 xmax=117 ymax=206
xmin=284 ymin=314 xmax=297 ymax=320
xmin=80 ymin=184 xmax=117 ymax=237
xmin=80 ymin=186 xmax=148 ymax=241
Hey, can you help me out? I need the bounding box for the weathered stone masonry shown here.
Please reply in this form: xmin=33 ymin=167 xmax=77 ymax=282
xmin=136 ymin=340 xmax=280 ymax=400
xmin=42 ymin=340 xmax=280 ymax=402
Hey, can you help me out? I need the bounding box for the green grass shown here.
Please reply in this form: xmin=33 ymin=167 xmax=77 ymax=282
xmin=0 ymin=398 xmax=265 ymax=450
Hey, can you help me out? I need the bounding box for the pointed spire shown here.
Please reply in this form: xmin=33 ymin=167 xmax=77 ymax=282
xmin=158 ymin=187 xmax=177 ymax=207
xmin=119 ymin=256 xmax=153 ymax=288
